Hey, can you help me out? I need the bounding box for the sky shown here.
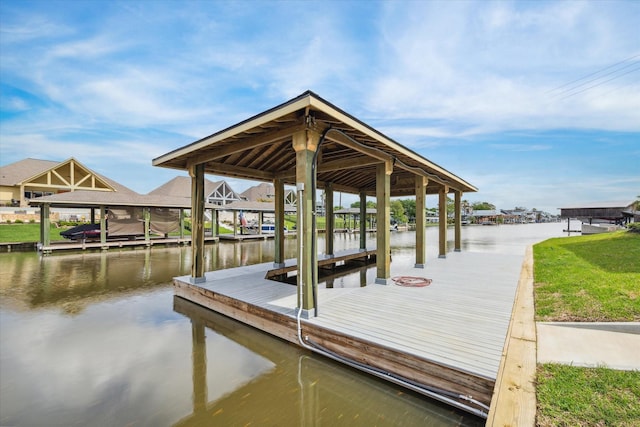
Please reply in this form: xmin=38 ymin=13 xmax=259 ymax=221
xmin=1 ymin=0 xmax=639 ymax=214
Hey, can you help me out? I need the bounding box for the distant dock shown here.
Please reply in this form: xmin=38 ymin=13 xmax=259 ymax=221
xmin=36 ymin=235 xmax=219 ymax=254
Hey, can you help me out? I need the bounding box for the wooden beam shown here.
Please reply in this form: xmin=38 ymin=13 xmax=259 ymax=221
xmin=326 ymin=132 xmax=393 ymax=163
xmin=185 ymin=123 xmax=306 ymax=168
xmin=51 ymin=169 xmax=71 ymax=186
xmin=321 ymin=155 xmax=381 ymax=172
xmin=75 ymin=173 xmax=91 ymax=187
xmin=204 ymin=162 xmax=275 ymax=181
xmin=22 ymin=183 xmax=112 ymax=191
xmin=315 ymin=179 xmax=362 ymax=196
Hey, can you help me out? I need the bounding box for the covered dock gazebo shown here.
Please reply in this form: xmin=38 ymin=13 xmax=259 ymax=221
xmin=153 ymin=91 xmax=477 ymax=317
xmin=560 ymin=200 xmax=637 ymax=225
xmin=29 ymin=190 xmax=218 ymax=250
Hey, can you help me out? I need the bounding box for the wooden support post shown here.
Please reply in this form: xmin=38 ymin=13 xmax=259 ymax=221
xmin=215 ymin=209 xmax=220 ymax=236
xmin=100 ymin=205 xmax=107 ymax=247
xmin=274 ymin=178 xmax=285 ymax=267
xmin=439 ymin=185 xmax=449 ymax=258
xmin=415 ymin=176 xmax=428 ymax=268
xmin=375 ymin=161 xmax=392 ymax=284
xmin=454 ymin=190 xmax=462 ymax=252
xmin=359 ymin=191 xmax=367 ymax=250
xmin=325 ymin=183 xmax=334 ymax=257
xmin=90 ymin=208 xmax=95 ymax=224
xmin=293 ymin=129 xmax=319 ymax=315
xmin=233 ymin=211 xmax=238 ymax=236
xmin=179 ymin=209 xmax=185 ymax=240
xmin=143 ymin=207 xmax=150 ymax=243
xmin=40 ymin=203 xmax=50 ymax=248
xmin=190 ymin=163 xmax=206 ymax=283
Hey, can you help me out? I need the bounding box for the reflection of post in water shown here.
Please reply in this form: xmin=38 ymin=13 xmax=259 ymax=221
xmin=144 ymin=248 xmax=151 ymax=281
xmin=317 ymin=261 xmax=374 ymax=289
xmin=99 ymin=251 xmax=108 ymax=283
xmin=173 ymin=297 xmax=459 ymax=426
xmin=298 ymin=356 xmax=320 ymax=427
xmin=191 ymin=320 xmax=207 ymax=413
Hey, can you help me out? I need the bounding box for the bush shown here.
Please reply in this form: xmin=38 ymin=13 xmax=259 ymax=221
xmin=627 ymin=222 xmax=640 ymax=233
xmin=13 ymin=219 xmax=23 ymax=224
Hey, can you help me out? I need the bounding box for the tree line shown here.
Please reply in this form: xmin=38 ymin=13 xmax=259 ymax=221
xmin=341 ymin=199 xmax=496 ymax=224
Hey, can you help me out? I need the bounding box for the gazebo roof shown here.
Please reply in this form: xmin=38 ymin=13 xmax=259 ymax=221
xmin=153 ymin=91 xmax=477 ymax=197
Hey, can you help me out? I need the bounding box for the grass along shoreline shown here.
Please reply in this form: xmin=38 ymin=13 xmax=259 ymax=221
xmin=533 ymin=230 xmax=640 ymax=426
xmin=534 ymin=230 xmax=640 ymax=322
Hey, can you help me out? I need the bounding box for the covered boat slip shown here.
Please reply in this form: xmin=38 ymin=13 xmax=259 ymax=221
xmin=153 ymin=90 xmax=477 ymax=297
xmin=153 ymin=91 xmax=484 ymax=415
xmin=29 ymin=191 xmax=220 ymax=252
xmin=173 ymin=248 xmax=523 ymax=417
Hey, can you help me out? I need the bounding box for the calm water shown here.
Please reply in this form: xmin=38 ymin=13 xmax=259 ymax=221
xmin=0 ymin=222 xmax=575 ymax=426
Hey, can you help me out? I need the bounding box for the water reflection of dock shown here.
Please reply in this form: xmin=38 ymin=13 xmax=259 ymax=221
xmin=173 ymin=249 xmax=526 ymax=418
xmin=173 ymin=297 xmax=475 ymax=426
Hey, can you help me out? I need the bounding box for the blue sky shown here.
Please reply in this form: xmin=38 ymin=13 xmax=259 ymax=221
xmin=1 ymin=0 xmax=638 ymax=214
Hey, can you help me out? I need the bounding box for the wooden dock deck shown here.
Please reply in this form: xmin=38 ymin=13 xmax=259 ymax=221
xmin=174 ymin=249 xmax=526 ymax=418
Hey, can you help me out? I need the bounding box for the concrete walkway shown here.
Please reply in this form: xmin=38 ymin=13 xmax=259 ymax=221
xmin=486 ymin=246 xmax=639 ymax=427
xmin=537 ymin=322 xmax=640 ymax=371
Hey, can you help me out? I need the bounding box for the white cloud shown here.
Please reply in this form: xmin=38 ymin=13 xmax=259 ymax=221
xmin=367 ymin=1 xmax=640 ymax=133
xmin=1 ymin=0 xmax=638 ymax=208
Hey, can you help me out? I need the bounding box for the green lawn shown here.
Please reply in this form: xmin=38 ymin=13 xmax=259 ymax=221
xmin=0 ymin=223 xmax=66 ymax=242
xmin=533 ymin=231 xmax=640 ymax=322
xmin=537 ymin=364 xmax=640 ymax=427
xmin=534 ymin=230 xmax=640 ymax=426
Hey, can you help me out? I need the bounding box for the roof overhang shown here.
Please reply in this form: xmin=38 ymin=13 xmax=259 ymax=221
xmin=153 ymin=91 xmax=477 ymax=198
xmin=28 ymin=190 xmax=217 ymax=209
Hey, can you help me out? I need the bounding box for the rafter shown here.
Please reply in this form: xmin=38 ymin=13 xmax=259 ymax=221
xmin=186 ymin=123 xmax=306 ymax=168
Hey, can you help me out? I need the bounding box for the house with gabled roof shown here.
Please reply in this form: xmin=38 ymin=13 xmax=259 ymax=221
xmin=0 ymin=158 xmax=137 ymax=207
xmin=241 ymin=182 xmax=296 ymax=205
xmin=148 ymin=176 xmax=242 ymax=206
